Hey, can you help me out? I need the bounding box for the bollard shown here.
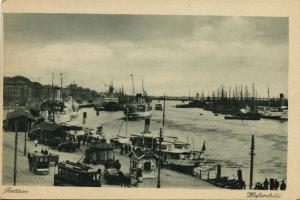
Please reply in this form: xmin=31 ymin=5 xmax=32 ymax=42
xmin=96 ymin=110 xmax=99 ymax=116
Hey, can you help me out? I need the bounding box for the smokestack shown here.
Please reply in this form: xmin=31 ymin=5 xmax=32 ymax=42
xmin=144 ymin=118 xmax=151 ymax=134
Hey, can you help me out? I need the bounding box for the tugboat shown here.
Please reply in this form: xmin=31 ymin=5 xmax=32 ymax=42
xmin=224 ymin=105 xmax=261 ymax=120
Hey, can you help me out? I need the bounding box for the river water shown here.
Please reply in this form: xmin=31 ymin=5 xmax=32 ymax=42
xmin=73 ymin=100 xmax=287 ymax=186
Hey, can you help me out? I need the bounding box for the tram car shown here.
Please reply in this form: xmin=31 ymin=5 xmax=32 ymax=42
xmin=27 ymin=152 xmax=50 ymax=175
xmin=54 ymin=161 xmax=102 ymax=187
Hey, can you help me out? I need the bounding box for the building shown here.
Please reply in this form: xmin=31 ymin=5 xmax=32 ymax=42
xmin=84 ymin=142 xmax=115 ymax=165
xmin=128 ymin=149 xmax=158 ymax=178
xmin=3 ymin=76 xmax=71 ymax=109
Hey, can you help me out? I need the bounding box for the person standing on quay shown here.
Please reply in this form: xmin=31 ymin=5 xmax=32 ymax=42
xmin=263 ymin=178 xmax=269 ymax=190
xmin=280 ymin=180 xmax=286 ymax=190
xmin=115 ymin=160 xmax=121 ymax=171
xmin=270 ymin=178 xmax=275 ymax=190
xmin=274 ymin=179 xmax=280 ymax=190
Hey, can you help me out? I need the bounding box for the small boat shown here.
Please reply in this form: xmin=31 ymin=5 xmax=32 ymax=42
xmin=103 ymin=97 xmax=121 ymax=111
xmin=155 ymin=103 xmax=163 ymax=111
xmin=225 ymin=105 xmax=261 ymax=120
xmin=224 ymin=115 xmax=261 ymax=120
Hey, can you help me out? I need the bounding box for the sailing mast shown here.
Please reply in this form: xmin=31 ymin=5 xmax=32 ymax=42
xmin=125 ymin=96 xmax=129 ymax=137
xmin=130 ymin=74 xmax=135 ymax=97
xmin=142 ymin=76 xmax=145 ymax=103
xmin=267 ymin=87 xmax=270 ymax=110
xmin=52 ymin=73 xmax=54 ymax=101
xmin=51 ymin=73 xmax=55 ymax=123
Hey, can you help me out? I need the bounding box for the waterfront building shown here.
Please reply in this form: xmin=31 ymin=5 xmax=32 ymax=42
xmin=84 ymin=142 xmax=115 ymax=165
xmin=128 ymin=148 xmax=158 ymax=179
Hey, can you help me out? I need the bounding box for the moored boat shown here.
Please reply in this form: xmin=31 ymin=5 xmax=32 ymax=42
xmin=102 ymin=82 xmax=122 ymax=111
xmin=124 ymin=93 xmax=152 ymax=120
xmin=154 ymin=102 xmax=163 ymax=110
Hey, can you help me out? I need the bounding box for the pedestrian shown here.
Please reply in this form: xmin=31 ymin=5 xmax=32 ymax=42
xmin=41 ymin=149 xmax=45 ymax=154
xmin=137 ymin=168 xmax=143 ymax=183
xmin=257 ymin=182 xmax=263 ymax=190
xmin=242 ymin=180 xmax=246 ymax=189
xmin=120 ymin=145 xmax=124 ymax=155
xmin=280 ymin=180 xmax=286 ymax=190
xmin=254 ymin=182 xmax=259 ymax=190
xmin=77 ymin=138 xmax=80 ymax=146
xmin=34 ymin=139 xmax=38 ymax=147
xmin=270 ymin=178 xmax=275 ymax=190
xmin=115 ymin=160 xmax=121 ymax=171
xmin=125 ymin=144 xmax=128 ymax=153
xmin=274 ymin=179 xmax=279 ymax=190
xmin=45 ymin=149 xmax=48 ymax=155
xmin=27 ymin=153 xmax=32 ymax=171
xmin=263 ymin=178 xmax=269 ymax=190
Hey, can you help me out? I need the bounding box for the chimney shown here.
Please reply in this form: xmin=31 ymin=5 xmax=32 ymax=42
xmin=144 ymin=118 xmax=151 ymax=133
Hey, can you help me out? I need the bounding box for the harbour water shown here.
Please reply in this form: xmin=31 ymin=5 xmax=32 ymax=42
xmin=73 ymin=100 xmax=287 ymax=186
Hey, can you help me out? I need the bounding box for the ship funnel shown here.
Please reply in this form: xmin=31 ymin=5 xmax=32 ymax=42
xmin=144 ymin=118 xmax=151 ymax=133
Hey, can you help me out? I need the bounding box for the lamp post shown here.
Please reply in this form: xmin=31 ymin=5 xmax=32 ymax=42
xmin=13 ymin=120 xmax=18 ymax=186
xmin=24 ymin=116 xmax=28 ymax=156
xmin=249 ymin=135 xmax=255 ymax=189
xmin=157 ymin=127 xmax=163 ymax=188
xmin=157 ymin=94 xmax=166 ymax=188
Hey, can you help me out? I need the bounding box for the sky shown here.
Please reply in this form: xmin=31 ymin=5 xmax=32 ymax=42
xmin=3 ymin=14 xmax=288 ymax=97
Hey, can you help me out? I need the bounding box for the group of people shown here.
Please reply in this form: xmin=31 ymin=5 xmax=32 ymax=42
xmin=254 ymin=178 xmax=286 ymax=190
xmin=41 ymin=148 xmax=49 ymax=155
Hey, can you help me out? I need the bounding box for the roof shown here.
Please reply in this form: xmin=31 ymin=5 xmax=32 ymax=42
xmin=90 ymin=142 xmax=114 ymax=150
xmin=128 ymin=148 xmax=159 ymax=160
xmin=36 ymin=122 xmax=65 ymax=132
xmin=6 ymin=109 xmax=36 ymax=121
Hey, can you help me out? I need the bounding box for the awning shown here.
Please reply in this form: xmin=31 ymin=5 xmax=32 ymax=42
xmin=35 ymin=122 xmax=65 ymax=132
xmin=128 ymin=148 xmax=159 ymax=160
xmin=6 ymin=109 xmax=36 ymax=121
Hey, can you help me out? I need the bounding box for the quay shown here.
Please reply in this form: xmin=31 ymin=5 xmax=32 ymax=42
xmin=2 ymin=131 xmax=214 ymax=188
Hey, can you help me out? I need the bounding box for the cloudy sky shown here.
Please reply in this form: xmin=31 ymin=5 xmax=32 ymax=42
xmin=4 ymin=14 xmax=288 ymax=97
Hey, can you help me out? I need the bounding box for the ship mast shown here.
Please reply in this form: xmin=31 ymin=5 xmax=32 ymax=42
xmin=52 ymin=73 xmax=54 ymax=101
xmin=130 ymin=74 xmax=135 ymax=97
xmin=267 ymin=87 xmax=270 ymax=109
xmin=142 ymin=76 xmax=145 ymax=103
xmin=60 ymin=73 xmax=63 ymax=100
